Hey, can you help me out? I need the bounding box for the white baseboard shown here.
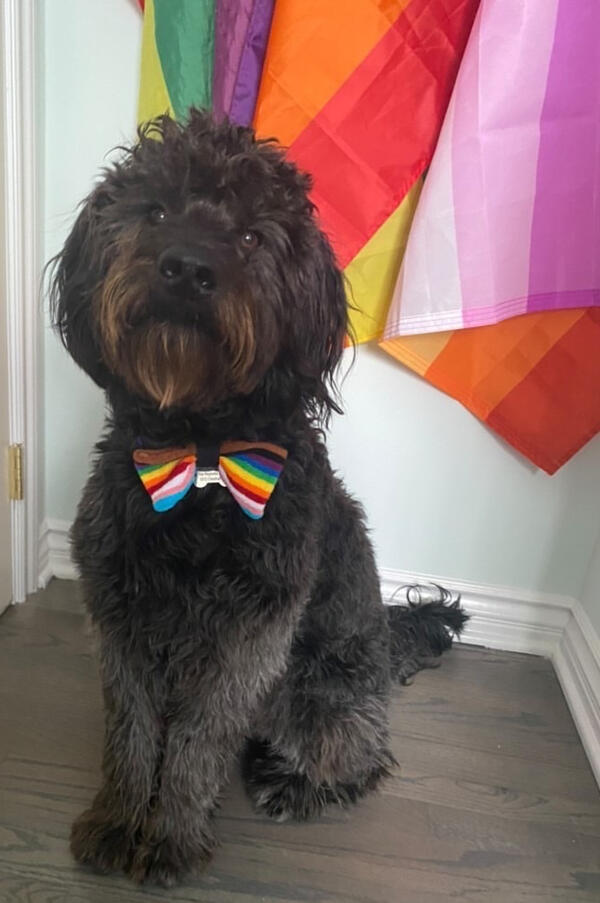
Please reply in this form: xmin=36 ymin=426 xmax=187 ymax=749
xmin=38 ymin=518 xmax=78 ymax=587
xmin=380 ymin=568 xmax=573 ymax=657
xmin=553 ymin=601 xmax=600 ymax=787
xmin=36 ymin=522 xmax=600 ymax=786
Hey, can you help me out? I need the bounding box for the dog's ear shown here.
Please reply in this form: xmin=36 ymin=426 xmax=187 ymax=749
xmin=49 ymin=187 xmax=111 ymax=387
xmin=285 ymin=229 xmax=349 ymax=419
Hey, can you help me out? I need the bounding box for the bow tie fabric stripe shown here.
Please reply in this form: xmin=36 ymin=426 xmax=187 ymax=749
xmin=133 ymin=441 xmax=288 ymax=518
xmin=133 ymin=445 xmax=197 ymax=513
xmin=218 ymin=441 xmax=287 ymax=520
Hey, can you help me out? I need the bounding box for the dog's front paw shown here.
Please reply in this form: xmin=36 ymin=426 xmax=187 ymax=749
xmin=243 ymin=739 xmax=330 ymax=821
xmin=250 ymin=770 xmax=329 ymax=822
xmin=70 ymin=807 xmax=135 ymax=873
xmin=128 ymin=834 xmax=213 ymax=887
xmin=243 ymin=739 xmax=391 ymax=822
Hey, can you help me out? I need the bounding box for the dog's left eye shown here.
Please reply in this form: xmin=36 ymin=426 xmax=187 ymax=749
xmin=240 ymin=230 xmax=258 ymax=251
xmin=148 ymin=205 xmax=167 ymax=224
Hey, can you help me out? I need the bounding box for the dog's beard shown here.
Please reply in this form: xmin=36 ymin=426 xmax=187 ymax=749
xmin=112 ymin=322 xmax=213 ymax=409
xmin=96 ymin=239 xmax=267 ymax=410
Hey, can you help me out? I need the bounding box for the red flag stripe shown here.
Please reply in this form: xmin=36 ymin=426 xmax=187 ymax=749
xmin=286 ymin=0 xmax=478 ymax=267
xmin=487 ymin=310 xmax=600 ymax=474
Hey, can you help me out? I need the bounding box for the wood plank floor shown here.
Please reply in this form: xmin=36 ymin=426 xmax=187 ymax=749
xmin=1 ymin=579 xmax=599 ymax=902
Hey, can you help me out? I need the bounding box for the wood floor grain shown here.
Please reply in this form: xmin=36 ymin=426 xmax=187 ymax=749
xmin=1 ymin=580 xmax=599 ymax=902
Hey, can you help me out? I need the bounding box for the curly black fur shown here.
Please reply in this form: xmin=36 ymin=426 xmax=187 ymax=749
xmin=49 ymin=110 xmax=467 ymax=887
xmin=389 ymin=597 xmax=469 ymax=683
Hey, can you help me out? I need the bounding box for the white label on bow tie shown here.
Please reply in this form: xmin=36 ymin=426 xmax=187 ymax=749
xmin=195 ymin=469 xmax=225 ymax=489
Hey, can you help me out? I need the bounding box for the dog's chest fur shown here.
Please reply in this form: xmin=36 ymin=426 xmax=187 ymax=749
xmin=71 ymin=421 xmax=327 ymax=678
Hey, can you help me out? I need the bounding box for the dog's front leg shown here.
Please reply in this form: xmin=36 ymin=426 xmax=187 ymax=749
xmin=70 ymin=641 xmax=163 ymax=874
xmin=127 ymin=698 xmax=241 ymax=887
xmin=128 ymin=607 xmax=300 ymax=887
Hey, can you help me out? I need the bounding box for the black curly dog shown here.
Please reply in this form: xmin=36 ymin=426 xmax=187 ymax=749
xmin=50 ymin=111 xmax=467 ymax=886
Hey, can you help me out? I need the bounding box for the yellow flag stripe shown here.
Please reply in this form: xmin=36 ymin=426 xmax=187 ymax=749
xmin=345 ymin=179 xmax=422 ymax=344
xmin=137 ymin=0 xmax=174 ymax=124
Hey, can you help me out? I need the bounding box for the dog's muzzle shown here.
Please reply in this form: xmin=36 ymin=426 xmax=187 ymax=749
xmin=158 ymin=245 xmax=217 ymax=298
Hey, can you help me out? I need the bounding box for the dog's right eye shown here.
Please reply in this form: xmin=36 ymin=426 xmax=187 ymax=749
xmin=148 ymin=205 xmax=167 ymax=225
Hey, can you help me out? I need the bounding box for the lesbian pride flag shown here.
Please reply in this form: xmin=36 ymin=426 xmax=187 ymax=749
xmin=385 ymin=0 xmax=600 ymax=336
xmin=381 ymin=0 xmax=600 ymax=473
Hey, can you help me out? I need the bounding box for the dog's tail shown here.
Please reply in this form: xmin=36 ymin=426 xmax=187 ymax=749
xmin=387 ymin=586 xmax=468 ymax=684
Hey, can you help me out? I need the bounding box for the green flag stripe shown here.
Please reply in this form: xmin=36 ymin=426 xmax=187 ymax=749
xmin=153 ymin=0 xmax=215 ymax=120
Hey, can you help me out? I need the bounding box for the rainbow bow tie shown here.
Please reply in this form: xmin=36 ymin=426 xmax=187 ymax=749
xmin=133 ymin=440 xmax=288 ymax=519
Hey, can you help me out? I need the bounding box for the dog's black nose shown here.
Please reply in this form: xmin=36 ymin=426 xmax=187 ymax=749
xmin=158 ymin=247 xmax=217 ymax=295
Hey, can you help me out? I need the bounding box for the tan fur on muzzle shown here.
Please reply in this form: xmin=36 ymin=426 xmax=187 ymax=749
xmin=95 ymin=234 xmax=261 ymax=409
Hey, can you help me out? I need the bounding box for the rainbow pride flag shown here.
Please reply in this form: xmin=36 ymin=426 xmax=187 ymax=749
xmin=138 ymin=0 xmax=275 ymax=128
xmin=253 ymin=0 xmax=479 ymax=344
xmin=137 ymin=0 xmax=215 ymax=124
xmin=213 ymin=0 xmax=275 ymax=126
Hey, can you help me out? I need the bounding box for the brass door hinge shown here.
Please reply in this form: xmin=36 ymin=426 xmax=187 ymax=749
xmin=8 ymin=444 xmax=23 ymax=500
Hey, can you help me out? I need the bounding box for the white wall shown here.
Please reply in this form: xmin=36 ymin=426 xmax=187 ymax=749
xmin=42 ymin=0 xmax=600 ymax=611
xmin=581 ymin=535 xmax=600 ymax=636
xmin=43 ymin=0 xmax=140 ymax=522
xmin=329 ymin=348 xmax=600 ymax=599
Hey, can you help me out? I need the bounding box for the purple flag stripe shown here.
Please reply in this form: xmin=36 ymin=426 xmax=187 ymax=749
xmin=527 ymin=0 xmax=600 ymax=309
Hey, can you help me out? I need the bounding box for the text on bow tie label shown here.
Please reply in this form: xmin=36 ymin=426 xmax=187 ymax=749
xmin=195 ymin=469 xmax=226 ymax=489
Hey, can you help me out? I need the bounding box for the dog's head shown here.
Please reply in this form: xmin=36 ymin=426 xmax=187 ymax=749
xmin=50 ymin=110 xmax=348 ymax=420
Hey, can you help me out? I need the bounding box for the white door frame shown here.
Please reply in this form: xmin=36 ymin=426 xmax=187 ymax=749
xmin=2 ymin=0 xmax=40 ymax=602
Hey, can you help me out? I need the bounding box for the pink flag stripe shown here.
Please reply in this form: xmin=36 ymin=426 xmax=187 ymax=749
xmin=452 ymin=0 xmax=559 ymax=327
xmin=527 ymin=0 xmax=600 ymax=306
xmin=384 ymin=0 xmax=600 ymax=338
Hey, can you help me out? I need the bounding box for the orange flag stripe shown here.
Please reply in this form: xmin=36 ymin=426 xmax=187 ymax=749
xmin=381 ymin=309 xmax=585 ymax=421
xmin=424 ymin=309 xmax=584 ymax=419
xmin=381 ymin=309 xmax=600 ymax=473
xmin=254 ymin=0 xmax=411 ymax=147
xmin=487 ymin=310 xmax=600 ymax=474
xmin=379 ymin=330 xmax=454 ymax=377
